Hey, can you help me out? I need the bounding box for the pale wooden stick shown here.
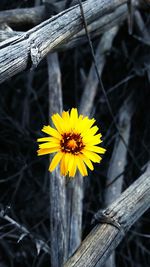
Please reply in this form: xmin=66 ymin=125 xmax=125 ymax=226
xmin=0 ymin=0 xmax=128 ymax=83
xmin=65 ymin=164 xmax=150 ymax=267
xmin=66 ymin=26 xmax=119 ymax=258
xmin=0 ymin=6 xmax=46 ymax=26
xmin=47 ymin=53 xmax=67 ymax=267
xmin=0 ymin=5 xmax=127 ymax=47
xmin=79 ymin=26 xmax=119 ymax=115
xmin=103 ymin=98 xmax=133 ymax=267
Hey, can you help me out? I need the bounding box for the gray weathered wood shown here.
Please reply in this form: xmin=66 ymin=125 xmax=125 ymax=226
xmin=102 ymin=98 xmax=132 ymax=267
xmin=66 ymin=175 xmax=83 ymax=257
xmin=79 ymin=26 xmax=119 ymax=116
xmin=134 ymin=10 xmax=150 ymax=45
xmin=48 ymin=53 xmax=67 ymax=267
xmin=0 ymin=0 xmax=128 ymax=83
xmin=66 ymin=26 xmax=119 ymax=259
xmin=0 ymin=6 xmax=46 ymax=26
xmin=0 ymin=0 xmax=147 ymax=28
xmin=104 ymin=99 xmax=133 ymax=207
xmin=0 ymin=5 xmax=127 ymax=49
xmin=64 ymin=164 xmax=150 ymax=267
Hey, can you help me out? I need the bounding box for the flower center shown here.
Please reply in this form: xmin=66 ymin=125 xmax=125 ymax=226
xmin=67 ymin=139 xmax=78 ymax=149
xmin=60 ymin=133 xmax=85 ymax=154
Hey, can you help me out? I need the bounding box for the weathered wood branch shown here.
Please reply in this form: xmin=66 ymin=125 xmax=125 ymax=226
xmin=0 ymin=6 xmax=46 ymax=27
xmin=64 ymin=164 xmax=150 ymax=267
xmin=79 ymin=26 xmax=119 ymax=115
xmin=66 ymin=174 xmax=83 ymax=257
xmin=0 ymin=0 xmax=129 ymax=83
xmin=0 ymin=0 xmax=148 ymax=28
xmin=104 ymin=98 xmax=133 ymax=207
xmin=0 ymin=1 xmax=78 ymax=27
xmin=0 ymin=4 xmax=127 ymax=49
xmin=48 ymin=53 xmax=67 ymax=267
xmin=65 ymin=26 xmax=119 ymax=260
xmin=103 ymin=98 xmax=133 ymax=267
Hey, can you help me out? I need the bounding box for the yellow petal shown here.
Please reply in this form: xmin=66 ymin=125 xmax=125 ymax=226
xmin=83 ymin=133 xmax=102 ymax=145
xmin=68 ymin=154 xmax=74 ymax=172
xmin=68 ymin=155 xmax=77 ymax=177
xmin=76 ymin=117 xmax=95 ymax=133
xmin=49 ymin=152 xmax=63 ymax=172
xmin=79 ymin=154 xmax=94 ymax=171
xmin=82 ymin=125 xmax=99 ymax=137
xmin=37 ymin=147 xmax=60 ymax=155
xmin=62 ymin=111 xmax=69 ymax=120
xmin=60 ymin=154 xmax=68 ymax=176
xmin=52 ymin=113 xmax=65 ymax=134
xmin=37 ymin=137 xmax=59 ymax=143
xmin=85 ymin=146 xmax=106 ymax=154
xmin=64 ymin=152 xmax=70 ymax=172
xmin=70 ymin=108 xmax=78 ymax=129
xmin=76 ymin=156 xmax=88 ymax=176
xmin=60 ymin=155 xmax=65 ymax=176
xmin=39 ymin=142 xmax=60 ymax=149
xmin=82 ymin=150 xmax=102 ymax=163
xmin=42 ymin=125 xmax=61 ymax=139
xmin=62 ymin=111 xmax=70 ymax=132
xmin=69 ymin=158 xmax=77 ymax=177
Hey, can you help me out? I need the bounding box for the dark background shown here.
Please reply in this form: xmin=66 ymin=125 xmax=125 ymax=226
xmin=0 ymin=1 xmax=150 ymax=267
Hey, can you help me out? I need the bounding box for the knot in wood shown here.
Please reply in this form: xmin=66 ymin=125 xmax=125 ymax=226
xmin=30 ymin=41 xmax=41 ymax=68
xmin=91 ymin=209 xmax=125 ymax=236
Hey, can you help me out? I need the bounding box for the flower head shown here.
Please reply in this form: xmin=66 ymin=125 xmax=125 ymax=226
xmin=37 ymin=108 xmax=106 ymax=177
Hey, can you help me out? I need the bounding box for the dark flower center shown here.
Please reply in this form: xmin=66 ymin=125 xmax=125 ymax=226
xmin=60 ymin=133 xmax=85 ymax=154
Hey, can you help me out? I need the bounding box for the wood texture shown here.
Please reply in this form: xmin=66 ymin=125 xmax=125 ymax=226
xmin=104 ymin=99 xmax=133 ymax=207
xmin=0 ymin=6 xmax=46 ymax=26
xmin=0 ymin=5 xmax=127 ymax=48
xmin=79 ymin=26 xmax=119 ymax=115
xmin=0 ymin=0 xmax=127 ymax=83
xmin=65 ymin=165 xmax=150 ymax=267
xmin=103 ymin=98 xmax=132 ymax=267
xmin=48 ymin=53 xmax=67 ymax=267
xmin=66 ymin=175 xmax=83 ymax=257
xmin=65 ymin=26 xmax=119 ymax=260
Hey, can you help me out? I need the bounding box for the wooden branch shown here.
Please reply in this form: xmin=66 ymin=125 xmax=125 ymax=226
xmin=64 ymin=164 xmax=150 ymax=267
xmin=47 ymin=53 xmax=67 ymax=267
xmin=134 ymin=10 xmax=150 ymax=44
xmin=79 ymin=26 xmax=119 ymax=115
xmin=0 ymin=24 xmax=22 ymax=42
xmin=66 ymin=175 xmax=83 ymax=257
xmin=0 ymin=5 xmax=127 ymax=49
xmin=104 ymin=98 xmax=133 ymax=207
xmin=0 ymin=1 xmax=78 ymax=27
xmin=65 ymin=26 xmax=119 ymax=259
xmin=0 ymin=0 xmax=128 ymax=83
xmin=103 ymin=98 xmax=133 ymax=267
xmin=0 ymin=6 xmax=46 ymax=27
xmin=0 ymin=0 xmax=148 ymax=28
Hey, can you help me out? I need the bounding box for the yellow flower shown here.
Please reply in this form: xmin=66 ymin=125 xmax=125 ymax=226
xmin=37 ymin=108 xmax=106 ymax=177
